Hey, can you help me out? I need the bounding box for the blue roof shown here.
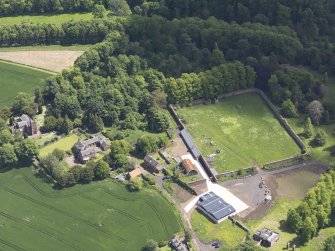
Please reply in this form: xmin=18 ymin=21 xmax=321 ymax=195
xmin=180 ymin=129 xmax=201 ymax=158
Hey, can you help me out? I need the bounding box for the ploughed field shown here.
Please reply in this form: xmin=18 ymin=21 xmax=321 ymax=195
xmin=0 ymin=61 xmax=50 ymax=107
xmin=177 ymin=93 xmax=301 ymax=172
xmin=0 ymin=168 xmax=181 ymax=251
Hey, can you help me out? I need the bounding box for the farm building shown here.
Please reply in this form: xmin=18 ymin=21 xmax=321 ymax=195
xmin=73 ymin=136 xmax=109 ymax=163
xmin=181 ymin=159 xmax=198 ymax=176
xmin=126 ymin=167 xmax=142 ymax=180
xmin=179 ymin=129 xmax=201 ymax=158
xmin=196 ymin=192 xmax=236 ymax=223
xmin=159 ymin=151 xmax=171 ymax=164
xmin=253 ymin=228 xmax=279 ymax=247
xmin=10 ymin=114 xmax=37 ymax=137
xmin=143 ymin=155 xmax=163 ymax=173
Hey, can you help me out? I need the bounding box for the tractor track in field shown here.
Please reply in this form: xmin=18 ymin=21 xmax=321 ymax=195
xmin=0 ymin=184 xmax=128 ymax=244
xmin=0 ymin=238 xmax=25 ymax=251
xmin=80 ymin=194 xmax=154 ymax=235
xmin=0 ymin=211 xmax=80 ymax=250
xmin=103 ymin=189 xmax=168 ymax=236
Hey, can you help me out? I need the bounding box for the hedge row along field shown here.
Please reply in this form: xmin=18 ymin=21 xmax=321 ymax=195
xmin=0 ymin=168 xmax=181 ymax=251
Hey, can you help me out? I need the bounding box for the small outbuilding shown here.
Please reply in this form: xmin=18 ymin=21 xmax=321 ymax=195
xmin=126 ymin=167 xmax=142 ymax=180
xmin=143 ymin=155 xmax=163 ymax=173
xmin=253 ymin=228 xmax=279 ymax=247
xmin=181 ymin=159 xmax=198 ymax=176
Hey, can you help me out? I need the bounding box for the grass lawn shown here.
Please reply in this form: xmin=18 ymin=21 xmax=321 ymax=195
xmin=0 ymin=13 xmax=93 ymax=25
xmin=178 ymin=93 xmax=301 ymax=172
xmin=39 ymin=134 xmax=79 ymax=157
xmin=0 ymin=60 xmax=51 ymax=108
xmin=0 ymin=167 xmax=181 ymax=251
xmin=191 ymin=212 xmax=247 ymax=248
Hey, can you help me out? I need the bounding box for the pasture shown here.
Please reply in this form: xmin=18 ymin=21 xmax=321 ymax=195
xmin=178 ymin=93 xmax=301 ymax=172
xmin=0 ymin=13 xmax=93 ymax=25
xmin=39 ymin=134 xmax=79 ymax=157
xmin=0 ymin=167 xmax=181 ymax=251
xmin=0 ymin=60 xmax=51 ymax=108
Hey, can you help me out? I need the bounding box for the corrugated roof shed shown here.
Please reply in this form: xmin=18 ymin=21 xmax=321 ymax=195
xmin=180 ymin=129 xmax=201 ymax=158
xmin=182 ymin=159 xmax=198 ymax=175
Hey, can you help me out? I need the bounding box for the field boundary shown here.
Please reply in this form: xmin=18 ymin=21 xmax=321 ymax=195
xmin=0 ymin=59 xmax=56 ymax=74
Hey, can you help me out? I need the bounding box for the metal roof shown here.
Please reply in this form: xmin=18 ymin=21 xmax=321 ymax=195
xmin=197 ymin=192 xmax=236 ymax=221
xmin=180 ymin=129 xmax=201 ymax=158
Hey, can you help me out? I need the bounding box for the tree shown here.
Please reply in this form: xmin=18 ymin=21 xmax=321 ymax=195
xmin=0 ymin=144 xmax=18 ymax=169
xmin=323 ymin=235 xmax=335 ymax=251
xmin=313 ymin=129 xmax=327 ymax=146
xmin=93 ymin=160 xmax=110 ymax=179
xmin=60 ymin=116 xmax=73 ymax=134
xmin=0 ymin=129 xmax=14 ymax=145
xmin=280 ymin=99 xmax=297 ymax=117
xmin=286 ymin=209 xmax=303 ymax=233
xmin=12 ymin=92 xmax=31 ymax=115
xmin=231 ymin=240 xmax=262 ymax=251
xmin=146 ymin=107 xmax=170 ymax=133
xmin=93 ymin=4 xmax=107 ymax=18
xmin=127 ymin=177 xmax=143 ymax=191
xmin=303 ymin=117 xmax=314 ymax=138
xmin=80 ymin=166 xmax=94 ymax=183
xmin=301 ymin=216 xmax=317 ymax=243
xmin=52 ymin=148 xmax=65 ymax=161
xmin=142 ymin=239 xmax=159 ymax=251
xmin=307 ymin=100 xmax=325 ymax=125
xmin=108 ymin=0 xmax=132 ymax=16
xmin=14 ymin=139 xmax=39 ymax=163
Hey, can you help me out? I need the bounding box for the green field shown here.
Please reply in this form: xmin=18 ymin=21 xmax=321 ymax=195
xmin=0 ymin=167 xmax=181 ymax=251
xmin=178 ymin=93 xmax=301 ymax=172
xmin=0 ymin=13 xmax=93 ymax=25
xmin=0 ymin=61 xmax=51 ymax=107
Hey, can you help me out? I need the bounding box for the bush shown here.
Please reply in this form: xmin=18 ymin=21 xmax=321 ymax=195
xmin=313 ymin=129 xmax=327 ymax=147
xmin=143 ymin=174 xmax=156 ymax=185
xmin=158 ymin=241 xmax=168 ymax=247
xmin=126 ymin=177 xmax=143 ymax=192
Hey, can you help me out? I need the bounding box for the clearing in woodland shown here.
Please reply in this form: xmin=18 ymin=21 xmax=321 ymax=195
xmin=177 ymin=93 xmax=301 ymax=173
xmin=0 ymin=167 xmax=181 ymax=251
xmin=0 ymin=60 xmax=50 ymax=108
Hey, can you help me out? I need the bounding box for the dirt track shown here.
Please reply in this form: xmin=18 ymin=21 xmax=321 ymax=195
xmin=0 ymin=51 xmax=84 ymax=72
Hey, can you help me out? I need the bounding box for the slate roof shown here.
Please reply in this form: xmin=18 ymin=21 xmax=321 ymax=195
xmin=197 ymin=192 xmax=236 ymax=221
xmin=180 ymin=129 xmax=201 ymax=158
xmin=81 ymin=147 xmax=96 ymax=160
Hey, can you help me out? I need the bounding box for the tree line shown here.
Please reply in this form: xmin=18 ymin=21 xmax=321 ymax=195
xmin=0 ymin=18 xmax=123 ymax=46
xmin=286 ymin=171 xmax=335 ymax=244
xmin=0 ymin=0 xmax=130 ymax=16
